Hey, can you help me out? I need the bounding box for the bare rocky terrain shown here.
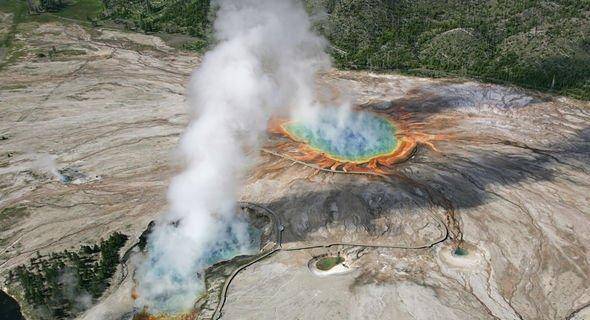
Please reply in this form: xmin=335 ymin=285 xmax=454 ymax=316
xmin=0 ymin=17 xmax=589 ymax=320
xmin=0 ymin=20 xmax=197 ymax=270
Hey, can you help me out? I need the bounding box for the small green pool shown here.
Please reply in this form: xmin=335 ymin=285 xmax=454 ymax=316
xmin=453 ymin=247 xmax=469 ymax=256
xmin=283 ymin=108 xmax=398 ymax=163
xmin=316 ymin=256 xmax=345 ymax=271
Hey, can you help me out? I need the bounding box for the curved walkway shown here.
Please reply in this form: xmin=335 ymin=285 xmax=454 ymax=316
xmin=211 ymin=201 xmax=449 ymax=319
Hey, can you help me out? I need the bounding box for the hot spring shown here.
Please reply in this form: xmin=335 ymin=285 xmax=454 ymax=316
xmin=282 ymin=108 xmax=399 ymax=163
xmin=137 ymin=221 xmax=261 ymax=314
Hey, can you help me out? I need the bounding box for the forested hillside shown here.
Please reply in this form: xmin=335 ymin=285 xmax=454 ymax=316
xmin=99 ymin=0 xmax=590 ymax=99
xmin=5 ymin=233 xmax=128 ymax=319
xmin=315 ymin=0 xmax=590 ymax=99
xmin=5 ymin=0 xmax=590 ymax=99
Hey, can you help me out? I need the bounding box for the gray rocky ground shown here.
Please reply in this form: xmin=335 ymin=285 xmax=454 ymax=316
xmin=0 ymin=17 xmax=588 ymax=320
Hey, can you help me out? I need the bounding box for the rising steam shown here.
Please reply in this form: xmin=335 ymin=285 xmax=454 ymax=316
xmin=135 ymin=0 xmax=329 ymax=312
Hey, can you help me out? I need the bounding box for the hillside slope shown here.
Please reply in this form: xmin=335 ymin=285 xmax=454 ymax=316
xmin=96 ymin=0 xmax=590 ymax=100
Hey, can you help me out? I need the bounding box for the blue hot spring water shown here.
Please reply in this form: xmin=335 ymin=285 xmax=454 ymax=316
xmin=284 ymin=108 xmax=398 ymax=163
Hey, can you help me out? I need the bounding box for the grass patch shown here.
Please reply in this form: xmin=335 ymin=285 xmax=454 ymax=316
xmin=0 ymin=1 xmax=42 ymax=70
xmin=0 ymin=0 xmax=26 ymax=14
xmin=0 ymin=205 xmax=29 ymax=231
xmin=315 ymin=256 xmax=344 ymax=271
xmin=0 ymin=0 xmax=101 ymax=70
xmin=0 ymin=42 xmax=24 ymax=71
xmin=53 ymin=0 xmax=104 ymax=21
xmin=0 ymin=0 xmax=26 ymax=47
xmin=0 ymin=83 xmax=25 ymax=89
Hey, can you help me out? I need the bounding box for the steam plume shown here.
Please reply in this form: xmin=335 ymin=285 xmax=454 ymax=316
xmin=135 ymin=0 xmax=329 ymax=312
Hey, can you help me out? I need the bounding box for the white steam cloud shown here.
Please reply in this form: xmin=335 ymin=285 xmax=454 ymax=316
xmin=135 ymin=0 xmax=329 ymax=313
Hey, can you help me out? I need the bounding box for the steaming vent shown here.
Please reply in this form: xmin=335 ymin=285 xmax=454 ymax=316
xmin=132 ymin=206 xmax=272 ymax=317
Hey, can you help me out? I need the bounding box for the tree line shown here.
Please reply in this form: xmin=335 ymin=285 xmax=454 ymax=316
xmin=5 ymin=232 xmax=129 ymax=319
